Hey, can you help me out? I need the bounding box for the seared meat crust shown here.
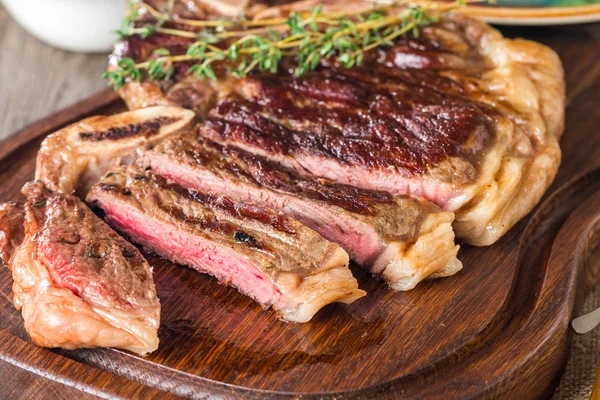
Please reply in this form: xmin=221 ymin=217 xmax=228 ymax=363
xmin=36 ymin=106 xmax=194 ymax=195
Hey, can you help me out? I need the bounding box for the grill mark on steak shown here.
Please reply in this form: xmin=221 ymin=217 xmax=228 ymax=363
xmin=227 ymin=70 xmax=496 ymax=167
xmin=79 ymin=116 xmax=179 ymax=141
xmin=234 ymin=231 xmax=260 ymax=247
xmin=204 ymin=99 xmax=477 ymax=179
xmin=161 ymin=134 xmax=394 ymax=215
xmin=97 ymin=171 xmax=296 ymax=236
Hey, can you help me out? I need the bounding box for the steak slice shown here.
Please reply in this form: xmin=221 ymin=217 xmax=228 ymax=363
xmin=87 ymin=166 xmax=364 ymax=322
xmin=140 ymin=133 xmax=461 ymax=290
xmin=36 ymin=106 xmax=194 ymax=195
xmin=0 ymin=182 xmax=160 ymax=355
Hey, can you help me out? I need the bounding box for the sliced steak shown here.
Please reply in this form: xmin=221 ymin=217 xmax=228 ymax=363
xmin=112 ymin=1 xmax=563 ymax=246
xmin=87 ymin=166 xmax=364 ymax=322
xmin=36 ymin=106 xmax=194 ymax=195
xmin=140 ymin=133 xmax=461 ymax=290
xmin=0 ymin=181 xmax=160 ymax=355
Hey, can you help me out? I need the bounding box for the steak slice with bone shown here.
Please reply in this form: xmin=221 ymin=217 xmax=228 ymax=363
xmin=87 ymin=166 xmax=364 ymax=322
xmin=140 ymin=133 xmax=461 ymax=290
xmin=0 ymin=182 xmax=160 ymax=355
xmin=36 ymin=106 xmax=194 ymax=195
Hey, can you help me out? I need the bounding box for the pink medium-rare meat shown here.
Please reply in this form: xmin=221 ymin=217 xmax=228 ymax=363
xmin=0 ymin=181 xmax=160 ymax=355
xmin=140 ymin=133 xmax=462 ymax=290
xmin=87 ymin=166 xmax=364 ymax=322
xmin=36 ymin=106 xmax=194 ymax=195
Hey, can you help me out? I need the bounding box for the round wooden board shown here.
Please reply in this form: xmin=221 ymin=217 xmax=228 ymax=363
xmin=0 ymin=25 xmax=599 ymax=399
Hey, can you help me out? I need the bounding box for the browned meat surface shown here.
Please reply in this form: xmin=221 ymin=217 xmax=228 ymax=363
xmin=0 ymin=182 xmax=160 ymax=355
xmin=201 ymin=79 xmax=500 ymax=207
xmin=140 ymin=132 xmax=461 ymax=290
xmin=110 ymin=2 xmax=564 ymax=246
xmin=87 ymin=166 xmax=364 ymax=322
xmin=36 ymin=106 xmax=194 ymax=195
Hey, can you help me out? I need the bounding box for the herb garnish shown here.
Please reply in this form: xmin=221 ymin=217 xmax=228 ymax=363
xmin=104 ymin=0 xmax=470 ymax=89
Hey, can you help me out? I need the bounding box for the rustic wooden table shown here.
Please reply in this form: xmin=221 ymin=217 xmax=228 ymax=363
xmin=0 ymin=4 xmax=599 ymax=399
xmin=0 ymin=6 xmax=107 ymax=142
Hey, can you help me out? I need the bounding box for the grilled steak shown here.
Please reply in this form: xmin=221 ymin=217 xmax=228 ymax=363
xmin=0 ymin=182 xmax=160 ymax=355
xmin=140 ymin=133 xmax=461 ymax=290
xmin=87 ymin=166 xmax=364 ymax=322
xmin=112 ymin=1 xmax=563 ymax=246
xmin=198 ymin=18 xmax=563 ymax=246
xmin=36 ymin=106 xmax=194 ymax=195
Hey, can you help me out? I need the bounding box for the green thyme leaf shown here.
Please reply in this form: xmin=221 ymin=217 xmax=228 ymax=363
xmin=153 ymin=48 xmax=170 ymax=56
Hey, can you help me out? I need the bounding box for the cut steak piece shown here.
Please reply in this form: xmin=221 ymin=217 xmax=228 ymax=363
xmin=36 ymin=106 xmax=194 ymax=195
xmin=0 ymin=182 xmax=160 ymax=355
xmin=87 ymin=166 xmax=364 ymax=322
xmin=140 ymin=133 xmax=461 ymax=290
xmin=201 ymin=90 xmax=505 ymax=209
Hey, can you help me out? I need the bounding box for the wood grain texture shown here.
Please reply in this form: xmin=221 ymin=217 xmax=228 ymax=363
xmin=0 ymin=6 xmax=108 ymax=141
xmin=0 ymin=7 xmax=600 ymax=399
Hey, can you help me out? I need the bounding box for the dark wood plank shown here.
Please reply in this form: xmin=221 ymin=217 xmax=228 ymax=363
xmin=0 ymin=21 xmax=598 ymax=400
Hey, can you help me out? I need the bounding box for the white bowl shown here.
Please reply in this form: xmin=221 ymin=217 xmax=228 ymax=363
xmin=1 ymin=0 xmax=126 ymax=53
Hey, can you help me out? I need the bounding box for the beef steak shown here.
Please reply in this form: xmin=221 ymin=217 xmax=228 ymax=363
xmin=111 ymin=2 xmax=564 ymax=246
xmin=36 ymin=106 xmax=194 ymax=195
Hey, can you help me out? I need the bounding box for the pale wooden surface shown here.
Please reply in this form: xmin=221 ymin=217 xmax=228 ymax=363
xmin=0 ymin=4 xmax=597 ymax=400
xmin=0 ymin=5 xmax=107 ymax=141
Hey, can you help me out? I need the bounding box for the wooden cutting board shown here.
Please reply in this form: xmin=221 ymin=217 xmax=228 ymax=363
xmin=1 ymin=25 xmax=600 ymax=399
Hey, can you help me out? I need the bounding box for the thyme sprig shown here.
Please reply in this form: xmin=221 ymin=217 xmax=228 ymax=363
xmin=104 ymin=1 xmax=465 ymax=90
